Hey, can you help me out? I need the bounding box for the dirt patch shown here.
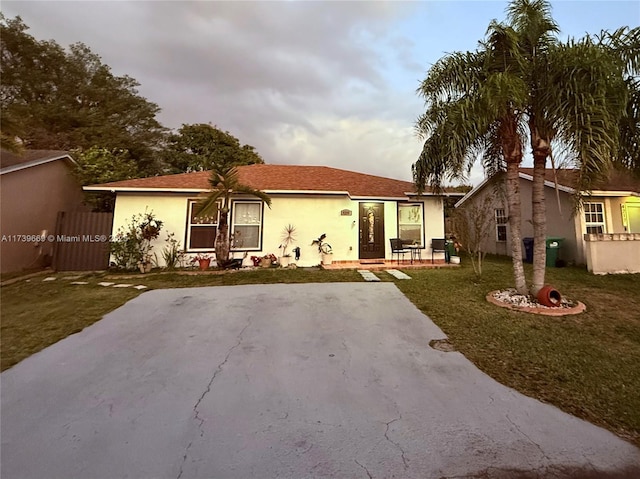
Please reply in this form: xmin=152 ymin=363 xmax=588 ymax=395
xmin=429 ymin=338 xmax=457 ymax=352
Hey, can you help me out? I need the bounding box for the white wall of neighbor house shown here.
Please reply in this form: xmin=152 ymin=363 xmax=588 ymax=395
xmin=111 ymin=193 xmax=442 ymax=267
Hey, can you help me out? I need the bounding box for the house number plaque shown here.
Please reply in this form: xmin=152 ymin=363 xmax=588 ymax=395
xmin=340 ymin=209 xmax=352 ymax=216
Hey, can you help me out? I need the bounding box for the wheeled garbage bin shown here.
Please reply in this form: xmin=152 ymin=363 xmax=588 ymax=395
xmin=545 ymin=237 xmax=564 ymax=267
xmin=523 ymin=237 xmax=534 ymax=263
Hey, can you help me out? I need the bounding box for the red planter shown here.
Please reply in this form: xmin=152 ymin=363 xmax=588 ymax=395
xmin=198 ymin=258 xmax=211 ymax=270
xmin=537 ymin=285 xmax=562 ymax=307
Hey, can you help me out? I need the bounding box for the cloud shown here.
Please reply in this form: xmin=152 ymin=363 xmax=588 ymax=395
xmin=7 ymin=0 xmax=634 ymax=188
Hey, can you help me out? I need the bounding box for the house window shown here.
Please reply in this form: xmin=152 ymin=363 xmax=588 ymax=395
xmin=495 ymin=208 xmax=508 ymax=241
xmin=187 ymin=200 xmax=218 ymax=250
xmin=584 ymin=202 xmax=605 ymax=234
xmin=231 ymin=201 xmax=263 ymax=250
xmin=398 ymin=204 xmax=424 ymax=246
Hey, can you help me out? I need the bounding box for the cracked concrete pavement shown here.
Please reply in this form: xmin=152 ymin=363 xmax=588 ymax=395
xmin=2 ymin=282 xmax=639 ymax=478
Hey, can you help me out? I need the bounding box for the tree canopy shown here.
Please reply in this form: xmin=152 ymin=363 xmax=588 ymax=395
xmin=0 ymin=14 xmax=166 ymax=175
xmin=162 ymin=123 xmax=264 ymax=174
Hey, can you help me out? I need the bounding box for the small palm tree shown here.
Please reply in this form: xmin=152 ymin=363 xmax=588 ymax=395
xmin=194 ymin=163 xmax=271 ymax=268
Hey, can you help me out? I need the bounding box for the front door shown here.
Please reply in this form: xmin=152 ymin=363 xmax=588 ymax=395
xmin=359 ymin=202 xmax=385 ymax=259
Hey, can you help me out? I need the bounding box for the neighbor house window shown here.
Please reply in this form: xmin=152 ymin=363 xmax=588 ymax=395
xmin=231 ymin=201 xmax=263 ymax=250
xmin=398 ymin=204 xmax=424 ymax=246
xmin=584 ymin=202 xmax=605 ymax=234
xmin=187 ymin=200 xmax=219 ymax=250
xmin=495 ymin=208 xmax=508 ymax=241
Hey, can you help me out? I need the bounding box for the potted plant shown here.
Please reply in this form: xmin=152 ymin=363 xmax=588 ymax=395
xmin=312 ymin=233 xmax=333 ymax=265
xmin=278 ymin=224 xmax=297 ymax=267
xmin=190 ymin=253 xmax=212 ymax=270
xmin=137 ymin=254 xmax=154 ymax=273
xmin=250 ymin=254 xmax=277 ymax=268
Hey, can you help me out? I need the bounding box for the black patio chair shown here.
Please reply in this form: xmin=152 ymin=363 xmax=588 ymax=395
xmin=390 ymin=238 xmax=409 ymax=264
xmin=431 ymin=238 xmax=447 ymax=263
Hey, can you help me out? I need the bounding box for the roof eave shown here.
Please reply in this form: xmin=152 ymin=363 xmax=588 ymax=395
xmin=582 ymin=190 xmax=640 ymax=197
xmin=0 ymin=154 xmax=75 ymax=175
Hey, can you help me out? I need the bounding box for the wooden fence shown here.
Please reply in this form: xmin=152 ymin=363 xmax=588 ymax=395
xmin=52 ymin=212 xmax=113 ymax=271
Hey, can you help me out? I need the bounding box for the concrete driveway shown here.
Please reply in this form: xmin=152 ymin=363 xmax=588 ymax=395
xmin=2 ymin=282 xmax=639 ymax=479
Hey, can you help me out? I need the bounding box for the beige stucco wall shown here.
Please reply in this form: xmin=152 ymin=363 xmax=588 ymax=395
xmin=459 ymin=177 xmax=640 ymax=265
xmin=1 ymin=161 xmax=86 ymax=273
xmin=519 ymin=180 xmax=581 ymax=263
xmin=112 ymin=193 xmax=444 ymax=267
xmin=584 ymin=233 xmax=640 ymax=274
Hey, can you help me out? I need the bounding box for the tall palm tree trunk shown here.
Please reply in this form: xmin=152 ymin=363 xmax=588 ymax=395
xmin=531 ymin=150 xmax=548 ymax=296
xmin=502 ymin=117 xmax=528 ymax=295
xmin=506 ymin=159 xmax=528 ymax=294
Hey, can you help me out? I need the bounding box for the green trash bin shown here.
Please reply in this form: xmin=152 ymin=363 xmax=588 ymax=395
xmin=446 ymin=240 xmax=457 ymax=262
xmin=545 ymin=237 xmax=564 ymax=267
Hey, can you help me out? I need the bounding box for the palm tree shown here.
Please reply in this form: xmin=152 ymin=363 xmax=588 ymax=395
xmin=194 ymin=163 xmax=271 ymax=268
xmin=506 ymin=0 xmax=638 ymax=294
xmin=415 ymin=22 xmax=530 ymax=294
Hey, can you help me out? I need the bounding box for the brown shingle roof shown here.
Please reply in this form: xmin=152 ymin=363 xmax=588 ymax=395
xmin=519 ymin=167 xmax=640 ymax=193
xmin=0 ymin=149 xmax=70 ymax=169
xmin=88 ymin=164 xmax=435 ymax=198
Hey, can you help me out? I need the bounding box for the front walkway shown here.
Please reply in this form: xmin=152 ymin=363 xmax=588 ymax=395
xmin=321 ymin=259 xmax=459 ymax=270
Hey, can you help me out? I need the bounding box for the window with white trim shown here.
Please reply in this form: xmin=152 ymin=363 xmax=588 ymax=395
xmin=495 ymin=208 xmax=507 ymax=241
xmin=186 ymin=200 xmax=218 ymax=250
xmin=231 ymin=201 xmax=263 ymax=250
xmin=397 ymin=204 xmax=424 ymax=246
xmin=584 ymin=202 xmax=605 ymax=234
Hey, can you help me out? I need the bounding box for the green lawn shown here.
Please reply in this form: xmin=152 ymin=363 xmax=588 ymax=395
xmin=1 ymin=259 xmax=638 ymax=446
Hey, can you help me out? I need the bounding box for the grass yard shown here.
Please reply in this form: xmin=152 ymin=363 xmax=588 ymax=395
xmin=395 ymin=256 xmax=640 ymax=446
xmin=1 ymin=258 xmax=638 ymax=446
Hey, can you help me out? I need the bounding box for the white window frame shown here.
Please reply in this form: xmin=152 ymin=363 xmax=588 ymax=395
xmin=397 ymin=203 xmax=424 ymax=247
xmin=495 ymin=208 xmax=508 ymax=242
xmin=230 ymin=201 xmax=264 ymax=251
xmin=584 ymin=202 xmax=605 ymax=234
xmin=186 ymin=199 xmax=219 ymax=252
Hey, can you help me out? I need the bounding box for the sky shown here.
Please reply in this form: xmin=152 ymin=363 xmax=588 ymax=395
xmin=3 ymin=0 xmax=639 ymax=185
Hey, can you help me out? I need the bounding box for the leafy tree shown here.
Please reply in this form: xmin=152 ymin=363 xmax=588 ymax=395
xmin=163 ymin=123 xmax=264 ymax=173
xmin=0 ymin=14 xmax=165 ymax=175
xmin=72 ymin=146 xmax=140 ymax=211
xmin=453 ymin=195 xmax=496 ymax=276
xmin=194 ymin=164 xmax=271 ymax=268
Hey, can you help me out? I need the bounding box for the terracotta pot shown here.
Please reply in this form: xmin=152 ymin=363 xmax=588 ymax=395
xmin=198 ymin=258 xmax=211 ymax=270
xmin=537 ymin=285 xmax=562 ymax=307
xmin=260 ymin=258 xmax=272 ymax=268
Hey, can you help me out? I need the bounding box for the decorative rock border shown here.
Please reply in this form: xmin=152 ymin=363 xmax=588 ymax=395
xmin=486 ymin=290 xmax=586 ymax=317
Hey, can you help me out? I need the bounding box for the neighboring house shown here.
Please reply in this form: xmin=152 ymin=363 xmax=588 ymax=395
xmin=456 ymin=168 xmax=640 ymax=267
xmin=0 ymin=149 xmax=86 ymax=273
xmin=85 ymin=164 xmax=459 ymax=267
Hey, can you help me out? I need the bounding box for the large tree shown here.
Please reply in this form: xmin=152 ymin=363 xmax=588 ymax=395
xmin=163 ymin=123 xmax=264 ymax=173
xmin=194 ymin=163 xmax=271 ymax=268
xmin=506 ymin=0 xmax=638 ymax=294
xmin=415 ymin=0 xmax=638 ymax=297
xmin=72 ymin=146 xmax=140 ymax=211
xmin=0 ymin=14 xmax=165 ymax=175
xmin=415 ymin=22 xmax=530 ymax=294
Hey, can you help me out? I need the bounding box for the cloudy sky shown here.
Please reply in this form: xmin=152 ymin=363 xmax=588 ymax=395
xmin=3 ymin=1 xmax=639 ymax=184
